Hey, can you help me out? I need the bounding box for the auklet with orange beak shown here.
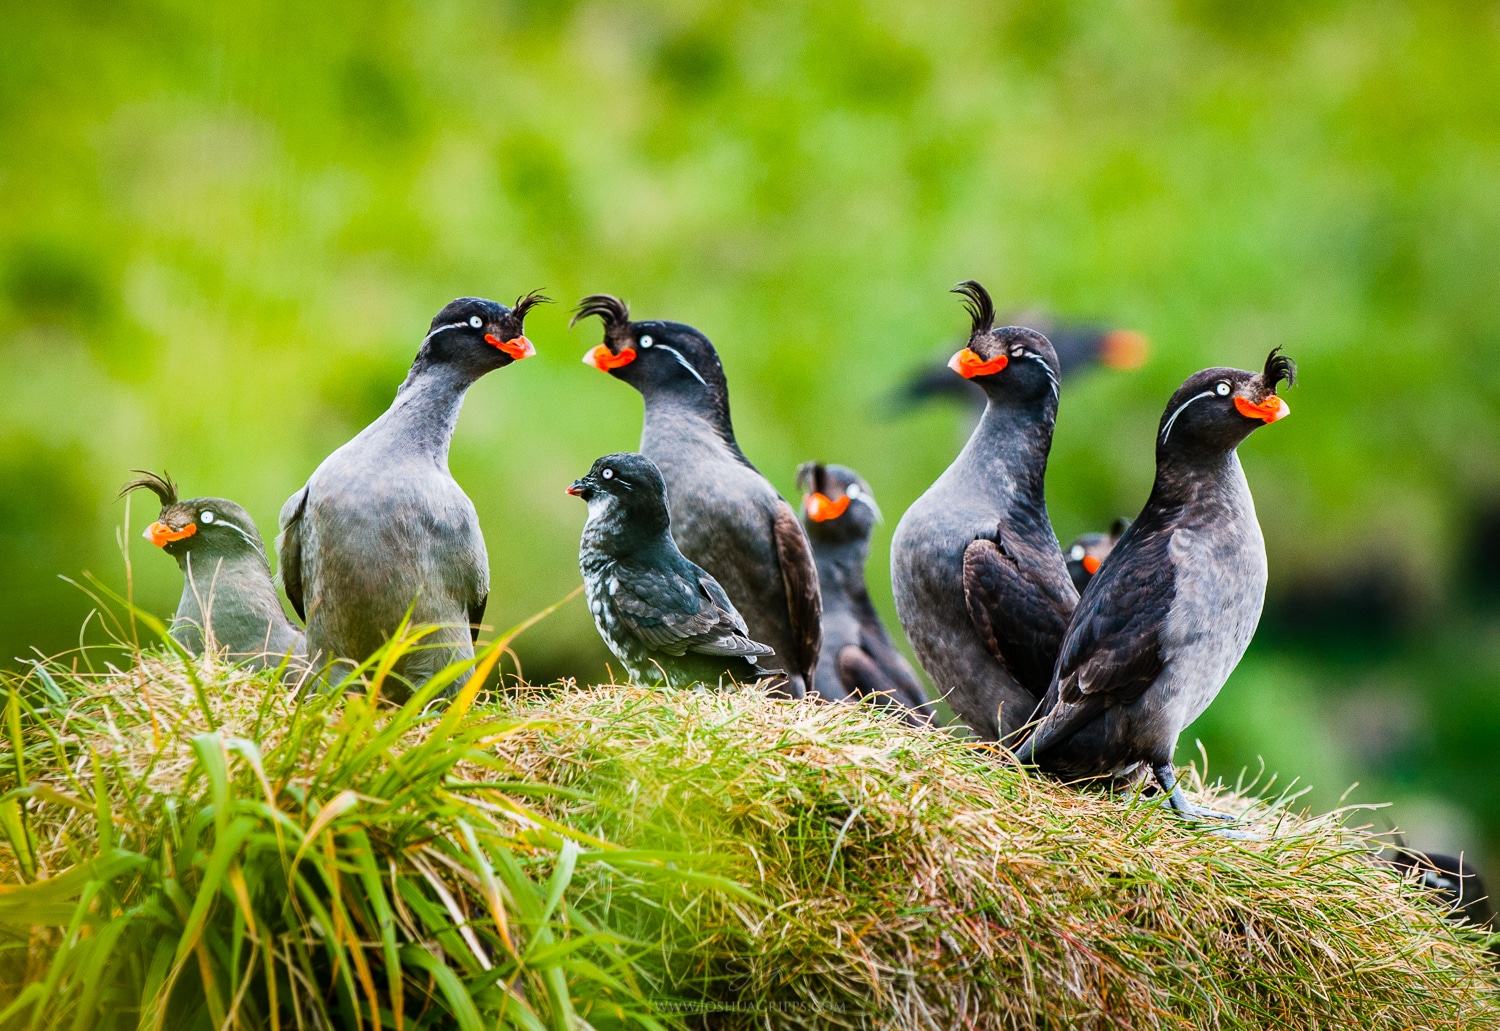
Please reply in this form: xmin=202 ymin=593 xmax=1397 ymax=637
xmin=1018 ymin=349 xmax=1296 ymax=821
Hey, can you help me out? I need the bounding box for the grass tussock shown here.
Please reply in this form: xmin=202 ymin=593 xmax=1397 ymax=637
xmin=0 ymin=646 xmax=1495 ymax=1030
xmin=494 ymin=684 xmax=1500 ymax=1029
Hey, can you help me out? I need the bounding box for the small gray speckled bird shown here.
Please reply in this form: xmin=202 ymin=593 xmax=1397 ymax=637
xmin=122 ymin=470 xmax=305 ymax=672
xmin=1017 ymin=349 xmax=1296 ymax=821
xmin=570 ymin=452 xmax=776 ymax=691
xmin=278 ymin=293 xmax=545 ymax=695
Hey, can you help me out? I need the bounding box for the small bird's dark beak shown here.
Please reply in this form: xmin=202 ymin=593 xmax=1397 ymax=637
xmin=145 ymin=520 xmax=196 ymax=547
xmin=566 ymin=480 xmax=587 ymax=497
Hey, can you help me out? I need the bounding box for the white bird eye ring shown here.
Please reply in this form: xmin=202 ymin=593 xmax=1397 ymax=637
xmin=469 ymin=315 xmax=483 ymax=328
xmin=601 ymin=468 xmax=614 ymax=480
xmin=639 ymin=335 xmax=654 ymax=348
xmin=200 ymin=511 xmax=216 ymax=523
xmin=1215 ymin=382 xmax=1230 ymax=396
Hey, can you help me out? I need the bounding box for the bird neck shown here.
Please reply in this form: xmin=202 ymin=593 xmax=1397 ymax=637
xmin=1146 ymin=448 xmax=1244 ymax=513
xmin=812 ymin=537 xmax=870 ymax=593
xmin=178 ymin=552 xmax=292 ymax=628
xmin=952 ymin=395 xmax=1056 ymax=506
xmin=383 ymin=362 xmax=479 ymax=462
xmin=638 ymin=388 xmax=751 ymax=468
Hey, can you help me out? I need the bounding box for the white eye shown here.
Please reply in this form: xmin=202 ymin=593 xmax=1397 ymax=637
xmin=639 ymin=335 xmax=654 ymax=348
xmin=1215 ymin=381 xmax=1231 ymax=397
xmin=601 ymin=468 xmax=614 ymax=480
xmin=200 ymin=510 xmax=216 ymax=524
xmin=846 ymin=483 xmax=862 ymax=499
xmin=1070 ymin=545 xmax=1085 ymax=561
xmin=1011 ymin=345 xmax=1025 ymax=357
xmin=469 ymin=315 xmax=483 ymax=328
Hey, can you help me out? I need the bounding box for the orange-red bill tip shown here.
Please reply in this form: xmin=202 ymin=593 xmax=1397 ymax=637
xmin=948 ymin=348 xmax=1009 ymax=379
xmin=582 ymin=344 xmax=637 ymax=371
xmin=565 ymin=484 xmax=584 ymax=496
xmin=1082 ymin=555 xmax=1102 ymax=575
xmin=804 ymin=492 xmax=851 ymax=522
xmin=1101 ymin=329 xmax=1148 ymax=370
xmin=1234 ymin=394 xmax=1290 ymax=423
xmin=145 ymin=521 xmax=196 ymax=547
xmin=486 ymin=333 xmax=535 ymax=360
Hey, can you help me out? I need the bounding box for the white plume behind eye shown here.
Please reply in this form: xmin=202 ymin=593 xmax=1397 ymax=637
xmin=1025 ymin=352 xmax=1060 ymax=400
xmin=845 ymin=481 xmax=883 ymax=522
xmin=1160 ymin=390 xmax=1217 ymax=444
xmin=658 ymin=344 xmax=707 ymax=385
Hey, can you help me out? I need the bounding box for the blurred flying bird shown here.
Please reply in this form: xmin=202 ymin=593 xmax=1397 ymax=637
xmin=1017 ymin=349 xmax=1296 ymax=822
xmin=570 ymin=452 xmax=777 ymax=690
xmin=278 ymin=293 xmax=545 ymax=695
xmin=797 ymin=461 xmax=933 ymax=724
xmin=573 ymin=294 xmax=821 ymax=697
xmin=891 ymin=282 xmax=1078 ymax=743
xmin=121 ymin=470 xmax=305 ymax=672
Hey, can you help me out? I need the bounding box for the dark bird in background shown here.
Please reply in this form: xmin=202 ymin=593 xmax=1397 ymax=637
xmin=573 ymin=294 xmax=821 ymax=697
xmin=121 ymin=470 xmax=305 ymax=672
xmin=797 ymin=461 xmax=932 ymax=723
xmin=1018 ymin=349 xmax=1296 ymax=820
xmin=891 ymin=282 xmax=1079 ymax=743
xmin=1065 ymin=518 xmax=1132 ymax=594
xmin=278 ymin=293 xmax=545 ymax=695
xmin=894 ymin=315 xmax=1147 ymax=415
xmin=1385 ymin=848 xmax=1494 ymax=932
xmin=570 ymin=452 xmax=776 ymax=690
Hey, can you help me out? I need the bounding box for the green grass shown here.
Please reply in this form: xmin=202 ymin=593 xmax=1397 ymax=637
xmin=0 ymin=632 xmax=1495 ymax=1029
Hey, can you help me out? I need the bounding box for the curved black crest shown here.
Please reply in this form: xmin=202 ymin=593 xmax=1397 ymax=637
xmin=1263 ymin=346 xmax=1296 ymax=391
xmin=118 ymin=469 xmax=177 ymax=505
xmin=571 ymin=293 xmax=631 ymax=332
xmin=512 ymin=289 xmax=551 ymax=323
xmin=795 ymin=461 xmax=826 ymax=495
xmin=951 ymin=280 xmax=995 ymax=338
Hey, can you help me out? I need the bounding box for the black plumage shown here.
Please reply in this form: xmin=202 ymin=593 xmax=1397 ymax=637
xmin=797 ymin=462 xmax=932 ymax=723
xmin=570 ymin=452 xmax=776 ymax=690
xmin=890 ymin=281 xmax=1078 ymax=743
xmin=1065 ymin=517 xmax=1131 ymax=594
xmin=573 ymin=294 xmax=821 ymax=697
xmin=1018 ymin=349 xmax=1296 ymax=820
xmin=121 ymin=470 xmax=305 ymax=672
xmin=279 ymin=293 xmax=545 ymax=695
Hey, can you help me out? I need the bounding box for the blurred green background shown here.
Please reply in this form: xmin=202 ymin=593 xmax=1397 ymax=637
xmin=4 ymin=0 xmax=1500 ymax=872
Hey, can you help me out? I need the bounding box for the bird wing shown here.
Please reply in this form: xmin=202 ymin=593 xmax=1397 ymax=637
xmin=609 ymin=563 xmax=772 ymax=658
xmin=277 ymin=486 xmax=309 ymax=622
xmin=855 ymin=623 xmax=930 ymax=712
xmin=770 ymin=499 xmax=823 ymax=680
xmin=962 ymin=530 xmax=1077 ymax=698
xmin=1021 ymin=521 xmax=1175 ymax=759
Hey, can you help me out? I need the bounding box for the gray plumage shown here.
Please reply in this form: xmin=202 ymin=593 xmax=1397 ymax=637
xmin=1017 ymin=349 xmax=1296 ymax=819
xmin=121 ymin=470 xmax=304 ymax=672
xmin=571 ymin=452 xmax=776 ymax=690
xmin=573 ymin=295 xmax=821 ymax=697
xmin=278 ymin=294 xmax=545 ymax=695
xmin=797 ymin=462 xmax=932 ymax=724
xmin=891 ymin=282 xmax=1078 ymax=743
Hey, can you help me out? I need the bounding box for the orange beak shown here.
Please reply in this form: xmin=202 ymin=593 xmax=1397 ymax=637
xmin=145 ymin=521 xmax=196 ymax=547
xmin=1100 ymin=329 xmax=1148 ymax=370
xmin=485 ymin=334 xmax=535 ymax=360
xmin=804 ymin=492 xmax=850 ymax=522
xmin=1234 ymin=395 xmax=1290 ymax=423
xmin=1082 ymin=555 xmax=1102 ymax=575
xmin=948 ymin=348 xmax=1008 ymax=379
xmin=583 ymin=344 xmax=637 ymax=371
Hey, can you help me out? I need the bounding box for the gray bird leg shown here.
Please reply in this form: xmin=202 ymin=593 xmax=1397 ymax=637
xmin=1153 ymin=763 xmax=1237 ymax=822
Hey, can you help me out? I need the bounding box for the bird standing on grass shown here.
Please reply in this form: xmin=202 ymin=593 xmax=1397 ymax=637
xmin=1065 ymin=518 xmax=1132 ymax=594
xmin=891 ymin=282 xmax=1078 ymax=742
xmin=1017 ymin=349 xmax=1296 ymax=821
xmin=573 ymin=294 xmax=821 ymax=697
xmin=121 ymin=470 xmax=305 ymax=671
xmin=570 ymin=452 xmax=777 ymax=690
xmin=797 ymin=461 xmax=932 ymax=723
xmin=278 ymin=293 xmax=545 ymax=694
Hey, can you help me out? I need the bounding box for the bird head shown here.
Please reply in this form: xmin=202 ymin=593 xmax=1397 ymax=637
xmin=1156 ymin=347 xmax=1295 ymax=457
xmin=572 ymin=294 xmax=728 ymax=401
xmin=946 ymin=281 xmax=1061 ymax=405
xmin=796 ymin=461 xmax=881 ymax=544
xmin=567 ymin=452 xmax=672 ymax=538
xmin=1065 ymin=517 xmax=1131 ymax=593
xmin=415 ymin=292 xmax=548 ymax=375
xmin=119 ymin=471 xmax=267 ymax=563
